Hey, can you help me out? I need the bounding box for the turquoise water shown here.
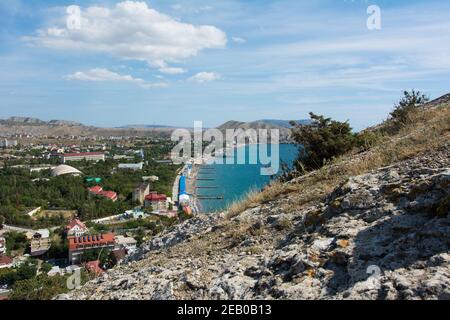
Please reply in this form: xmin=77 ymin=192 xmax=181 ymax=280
xmin=197 ymin=144 xmax=299 ymax=213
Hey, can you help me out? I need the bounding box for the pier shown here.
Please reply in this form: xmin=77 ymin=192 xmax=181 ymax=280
xmin=195 ymin=186 xmax=218 ymax=189
xmin=196 ymin=178 xmax=215 ymax=181
xmin=197 ymin=195 xmax=224 ymax=200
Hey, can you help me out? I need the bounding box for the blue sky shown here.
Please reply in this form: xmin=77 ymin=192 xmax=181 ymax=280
xmin=0 ymin=0 xmax=449 ymax=130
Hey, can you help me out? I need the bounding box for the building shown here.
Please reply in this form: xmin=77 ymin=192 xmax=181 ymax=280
xmin=145 ymin=192 xmax=168 ymax=212
xmin=61 ymin=152 xmax=105 ymax=164
xmin=0 ymin=255 xmax=13 ymax=269
xmin=132 ymin=182 xmax=150 ymax=205
xmin=0 ymin=237 xmax=6 ymax=255
xmin=68 ymin=233 xmax=115 ymax=265
xmin=51 ymin=164 xmax=83 ymax=177
xmin=30 ymin=232 xmax=51 ymax=257
xmin=66 ymin=218 xmax=89 ymax=237
xmin=142 ymin=176 xmax=159 ymax=182
xmin=178 ymin=175 xmax=190 ymax=206
xmin=25 ymin=229 xmax=50 ymax=240
xmin=114 ymin=235 xmax=137 ymax=253
xmin=118 ymin=162 xmax=144 ymax=171
xmin=88 ymin=186 xmax=118 ymax=202
xmin=0 ymin=138 xmax=18 ymax=148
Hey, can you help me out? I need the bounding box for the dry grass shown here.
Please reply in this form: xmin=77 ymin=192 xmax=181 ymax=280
xmin=226 ymin=104 xmax=450 ymax=219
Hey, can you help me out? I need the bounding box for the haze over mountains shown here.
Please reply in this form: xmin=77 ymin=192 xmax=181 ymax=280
xmin=0 ymin=116 xmax=309 ymax=140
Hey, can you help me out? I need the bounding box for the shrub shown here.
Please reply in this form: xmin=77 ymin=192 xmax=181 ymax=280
xmin=389 ymin=90 xmax=429 ymax=128
xmin=290 ymin=112 xmax=356 ymax=173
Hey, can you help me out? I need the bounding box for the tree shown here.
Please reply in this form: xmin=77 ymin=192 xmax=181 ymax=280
xmin=390 ymin=90 xmax=429 ymax=125
xmin=290 ymin=112 xmax=356 ymax=173
xmin=9 ymin=274 xmax=68 ymax=300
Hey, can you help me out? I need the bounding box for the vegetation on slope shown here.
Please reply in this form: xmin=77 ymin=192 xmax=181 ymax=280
xmin=227 ymin=91 xmax=449 ymax=218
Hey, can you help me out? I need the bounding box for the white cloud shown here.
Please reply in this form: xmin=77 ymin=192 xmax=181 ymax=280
xmin=151 ymin=60 xmax=186 ymax=74
xmin=66 ymin=68 xmax=167 ymax=88
xmin=188 ymin=72 xmax=221 ymax=83
xmin=232 ymin=37 xmax=246 ymax=44
xmin=26 ymin=1 xmax=227 ymax=73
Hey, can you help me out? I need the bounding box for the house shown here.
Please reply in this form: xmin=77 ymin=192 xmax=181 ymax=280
xmin=132 ymin=182 xmax=151 ymax=205
xmin=30 ymin=232 xmax=51 ymax=257
xmin=144 ymin=192 xmax=168 ymax=212
xmin=60 ymin=152 xmax=105 ymax=164
xmin=114 ymin=235 xmax=137 ymax=252
xmin=68 ymin=233 xmax=115 ymax=265
xmin=88 ymin=186 xmax=118 ymax=202
xmin=66 ymin=218 xmax=89 ymax=237
xmin=0 ymin=237 xmax=5 ymax=255
xmin=0 ymin=255 xmax=13 ymax=269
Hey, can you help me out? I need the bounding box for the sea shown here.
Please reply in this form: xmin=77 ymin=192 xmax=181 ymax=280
xmin=196 ymin=144 xmax=299 ymax=213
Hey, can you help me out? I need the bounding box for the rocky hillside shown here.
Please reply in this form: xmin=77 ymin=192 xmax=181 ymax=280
xmin=59 ymin=96 xmax=450 ymax=300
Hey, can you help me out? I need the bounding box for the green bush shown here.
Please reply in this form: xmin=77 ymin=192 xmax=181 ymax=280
xmin=290 ymin=112 xmax=356 ymax=173
xmin=388 ymin=90 xmax=429 ymax=129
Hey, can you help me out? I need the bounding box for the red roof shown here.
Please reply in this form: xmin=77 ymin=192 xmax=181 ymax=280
xmin=85 ymin=260 xmax=104 ymax=275
xmin=63 ymin=152 xmax=104 ymax=157
xmin=99 ymin=190 xmax=117 ymax=200
xmin=88 ymin=186 xmax=117 ymax=201
xmin=145 ymin=193 xmax=167 ymax=201
xmin=68 ymin=233 xmax=115 ymax=251
xmin=0 ymin=255 xmax=13 ymax=266
xmin=88 ymin=185 xmax=103 ymax=193
xmin=66 ymin=218 xmax=87 ymax=231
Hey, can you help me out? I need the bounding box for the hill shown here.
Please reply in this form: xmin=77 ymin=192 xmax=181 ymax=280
xmin=59 ymin=94 xmax=450 ymax=300
xmin=216 ymin=119 xmax=301 ymax=143
xmin=0 ymin=117 xmax=179 ymax=139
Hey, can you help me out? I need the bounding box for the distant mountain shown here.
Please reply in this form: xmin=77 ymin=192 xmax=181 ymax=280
xmin=257 ymin=119 xmax=312 ymax=128
xmin=2 ymin=116 xmax=46 ymax=125
xmin=216 ymin=119 xmax=308 ymax=143
xmin=48 ymin=120 xmax=83 ymax=126
xmin=0 ymin=117 xmax=83 ymax=127
xmin=119 ymin=124 xmax=178 ymax=129
xmin=0 ymin=116 xmax=177 ymax=138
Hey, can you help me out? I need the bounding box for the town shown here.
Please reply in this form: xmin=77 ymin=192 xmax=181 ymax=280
xmin=0 ymin=134 xmax=194 ymax=300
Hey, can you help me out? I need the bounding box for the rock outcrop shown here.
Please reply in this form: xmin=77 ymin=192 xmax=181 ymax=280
xmin=60 ymin=146 xmax=450 ymax=300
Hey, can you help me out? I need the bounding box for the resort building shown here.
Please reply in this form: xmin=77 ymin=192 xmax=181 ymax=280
xmin=68 ymin=233 xmax=116 ymax=265
xmin=88 ymin=186 xmax=118 ymax=202
xmin=145 ymin=192 xmax=168 ymax=212
xmin=132 ymin=182 xmax=151 ymax=205
xmin=51 ymin=164 xmax=82 ymax=177
xmin=66 ymin=218 xmax=89 ymax=237
xmin=60 ymin=152 xmax=105 ymax=163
